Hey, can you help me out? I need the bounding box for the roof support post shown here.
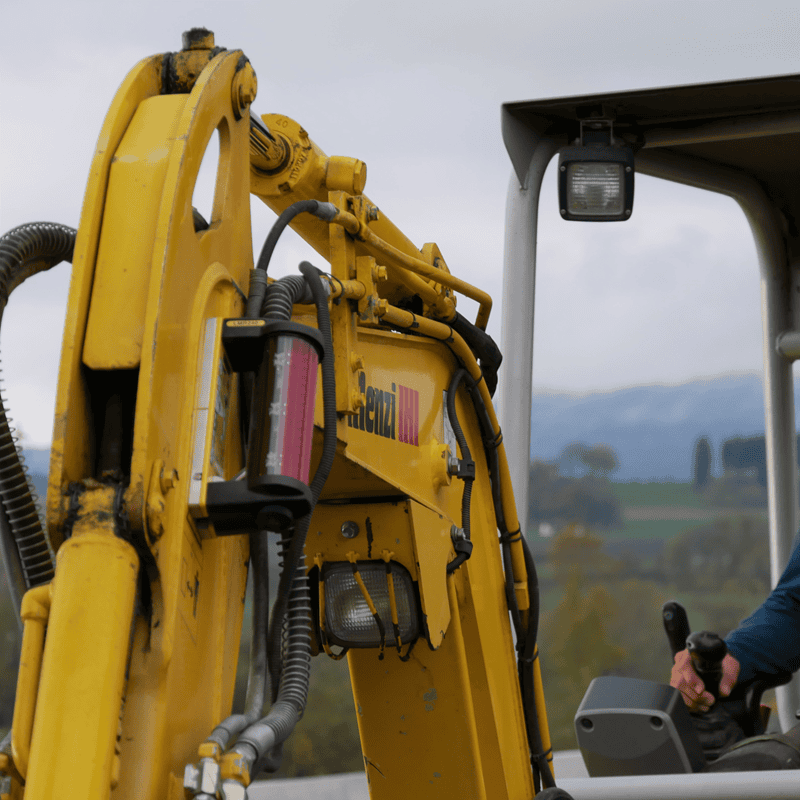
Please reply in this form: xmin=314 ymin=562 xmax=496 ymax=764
xmin=499 ymin=140 xmax=558 ymax=538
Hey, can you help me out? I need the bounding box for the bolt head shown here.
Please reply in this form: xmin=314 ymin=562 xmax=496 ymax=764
xmin=341 ymin=521 xmax=360 ymax=539
xmin=352 ymin=160 xmax=367 ymax=194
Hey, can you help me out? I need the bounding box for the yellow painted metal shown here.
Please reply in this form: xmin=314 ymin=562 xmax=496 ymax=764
xmin=377 ymin=303 xmax=531 ymax=616
xmin=344 ymin=564 xmax=532 ymax=799
xmin=328 ymin=190 xmax=362 ymax=414
xmin=330 ymin=206 xmax=495 ymax=327
xmin=109 ymin=48 xmax=251 ymax=794
xmin=82 ymin=94 xmax=188 ymax=369
xmin=408 ymin=502 xmax=452 ymax=648
xmin=10 ymin=585 xmax=50 ymax=780
xmin=22 ymin=30 xmax=556 ymax=800
xmin=306 ymin=322 xmax=536 ymax=796
xmin=250 ymin=115 xmax=466 ymax=318
xmin=23 ymin=485 xmax=138 ymax=800
xmin=36 ymin=38 xmax=252 ymax=800
xmin=46 ymin=52 xmax=163 ymax=547
xmin=309 ymin=501 xmax=453 ymax=650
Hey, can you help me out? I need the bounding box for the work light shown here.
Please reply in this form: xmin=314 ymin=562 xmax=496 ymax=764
xmin=322 ymin=560 xmax=419 ymax=649
xmin=558 ymin=140 xmax=634 ymax=221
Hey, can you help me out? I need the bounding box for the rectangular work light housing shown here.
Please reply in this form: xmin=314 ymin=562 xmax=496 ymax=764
xmin=322 ymin=560 xmax=419 ymax=649
xmin=558 ymin=144 xmax=635 ymax=221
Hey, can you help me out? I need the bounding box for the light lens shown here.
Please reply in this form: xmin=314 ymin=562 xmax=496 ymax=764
xmin=567 ymin=163 xmax=624 ymax=216
xmin=263 ymin=334 xmax=318 ymax=483
xmin=324 ymin=561 xmax=419 ymax=648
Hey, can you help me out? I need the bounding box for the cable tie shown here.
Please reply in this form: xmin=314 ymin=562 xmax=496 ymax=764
xmin=484 ymin=428 xmax=503 ymax=451
xmin=464 ymin=371 xmax=480 ymax=390
xmin=500 ymin=527 xmax=522 ymax=544
xmin=329 ymin=274 xmax=345 ymax=305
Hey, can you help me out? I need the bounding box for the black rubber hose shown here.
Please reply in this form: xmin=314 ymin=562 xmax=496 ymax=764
xmin=461 ymin=376 xmax=523 ymax=636
xmin=234 ymin=262 xmax=337 ymax=774
xmin=448 ymin=311 xmax=503 ymax=397
xmin=261 ymin=275 xmax=313 ymax=321
xmin=518 ymin=533 xmax=553 ymax=790
xmin=267 ymin=263 xmax=338 ymax=701
xmin=0 ymin=222 xmax=75 ymax=618
xmin=259 ymin=269 xmax=327 ymax=698
xmin=246 ymin=200 xmax=338 ymax=318
xmin=445 ymin=369 xmax=474 ymax=574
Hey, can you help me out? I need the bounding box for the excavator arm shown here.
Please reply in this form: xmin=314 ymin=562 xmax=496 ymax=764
xmin=0 ymin=30 xmax=555 ymax=800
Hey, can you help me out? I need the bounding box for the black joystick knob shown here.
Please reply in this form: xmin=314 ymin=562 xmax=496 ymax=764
xmin=686 ymin=631 xmax=727 ymax=700
xmin=662 ymin=601 xmax=691 ymax=658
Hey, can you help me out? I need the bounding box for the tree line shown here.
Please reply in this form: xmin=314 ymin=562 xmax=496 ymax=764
xmin=529 ymin=442 xmax=622 ymax=531
xmin=693 ymin=433 xmax=800 ymax=500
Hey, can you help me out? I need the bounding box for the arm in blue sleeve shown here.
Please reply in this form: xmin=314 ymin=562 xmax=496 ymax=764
xmin=725 ymin=533 xmax=800 ymax=684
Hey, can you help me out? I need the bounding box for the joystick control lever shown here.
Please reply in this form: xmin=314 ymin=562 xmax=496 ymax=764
xmin=662 ymin=601 xmax=691 ymax=658
xmin=686 ymin=631 xmax=727 ymax=701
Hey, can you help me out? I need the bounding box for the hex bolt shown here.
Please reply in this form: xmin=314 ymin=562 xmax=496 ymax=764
xmin=341 ymin=521 xmax=360 ymax=539
xmin=350 ymin=352 xmax=365 ymax=372
xmin=232 ymin=61 xmax=258 ymax=120
xmin=160 ymin=468 xmax=179 ymax=494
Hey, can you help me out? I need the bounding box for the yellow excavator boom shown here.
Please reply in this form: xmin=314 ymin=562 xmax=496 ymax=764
xmin=0 ymin=29 xmax=553 ymax=800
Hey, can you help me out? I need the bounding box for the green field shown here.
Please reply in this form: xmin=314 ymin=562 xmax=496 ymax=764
xmin=610 ymin=480 xmax=713 ymax=508
xmin=612 ymin=518 xmax=705 ymax=541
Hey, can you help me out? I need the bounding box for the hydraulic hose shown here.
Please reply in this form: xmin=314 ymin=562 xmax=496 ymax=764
xmin=232 ymin=262 xmax=337 ymax=776
xmin=205 ymin=530 xmax=269 ymax=750
xmin=245 ymin=200 xmax=338 ymax=318
xmin=0 ymin=222 xmax=75 ymax=619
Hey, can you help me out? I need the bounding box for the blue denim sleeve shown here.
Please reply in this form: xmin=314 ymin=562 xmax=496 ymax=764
xmin=725 ymin=533 xmax=800 ymax=684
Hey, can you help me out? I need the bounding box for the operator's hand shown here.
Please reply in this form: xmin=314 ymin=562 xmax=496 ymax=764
xmin=670 ymin=648 xmax=740 ymax=713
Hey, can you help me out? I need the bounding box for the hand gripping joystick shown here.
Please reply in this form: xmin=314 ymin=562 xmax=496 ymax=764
xmin=686 ymin=631 xmax=727 ymax=701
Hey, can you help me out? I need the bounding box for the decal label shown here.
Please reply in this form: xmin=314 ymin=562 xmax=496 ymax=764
xmin=348 ymin=372 xmax=419 ymax=446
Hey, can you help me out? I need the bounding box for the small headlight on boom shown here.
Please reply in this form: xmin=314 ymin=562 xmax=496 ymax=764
xmin=558 ymin=124 xmax=634 ymax=221
xmin=322 ymin=560 xmax=419 ymax=649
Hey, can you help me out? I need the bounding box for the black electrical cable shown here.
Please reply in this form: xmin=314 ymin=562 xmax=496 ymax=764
xmin=445 ymin=369 xmax=474 ymax=574
xmin=518 ymin=533 xmax=554 ymax=790
xmin=246 ymin=200 xmax=338 ymax=318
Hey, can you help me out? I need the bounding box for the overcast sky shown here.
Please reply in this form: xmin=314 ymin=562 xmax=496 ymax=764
xmin=2 ymin=1 xmax=800 ymax=445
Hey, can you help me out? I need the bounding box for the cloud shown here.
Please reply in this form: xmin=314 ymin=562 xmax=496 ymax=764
xmin=2 ymin=0 xmax=799 ymax=443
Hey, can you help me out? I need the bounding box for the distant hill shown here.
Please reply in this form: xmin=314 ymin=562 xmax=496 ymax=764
xmin=529 ymin=373 xmax=800 ymax=482
xmin=17 ymin=374 xmax=799 ymax=484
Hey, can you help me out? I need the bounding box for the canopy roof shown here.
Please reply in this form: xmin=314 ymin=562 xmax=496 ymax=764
xmin=502 ymin=73 xmax=800 ymax=234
